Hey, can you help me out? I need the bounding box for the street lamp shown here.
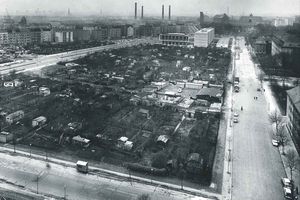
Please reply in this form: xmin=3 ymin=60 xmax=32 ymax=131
xmin=36 ymin=171 xmax=44 ymax=194
xmin=29 ymin=144 xmax=32 ymax=157
xmin=150 ymin=168 xmax=154 ymax=184
xmin=64 ymin=184 xmax=67 ymax=200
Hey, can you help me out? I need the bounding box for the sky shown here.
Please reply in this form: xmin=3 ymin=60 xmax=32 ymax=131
xmin=0 ymin=0 xmax=299 ymax=17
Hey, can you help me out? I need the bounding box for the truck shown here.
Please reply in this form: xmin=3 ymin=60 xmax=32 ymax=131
xmin=76 ymin=160 xmax=88 ymax=173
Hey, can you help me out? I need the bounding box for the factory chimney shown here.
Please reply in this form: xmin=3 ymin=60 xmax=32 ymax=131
xmin=141 ymin=6 xmax=144 ymax=19
xmin=134 ymin=2 xmax=137 ymax=19
xmin=162 ymin=5 xmax=164 ymax=20
xmin=168 ymin=5 xmax=171 ymax=20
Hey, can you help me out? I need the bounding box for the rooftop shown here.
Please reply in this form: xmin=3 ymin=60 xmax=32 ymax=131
xmin=188 ymin=153 xmax=201 ymax=162
xmin=157 ymin=135 xmax=169 ymax=144
xmin=197 ymin=87 xmax=223 ymax=97
xmin=196 ymin=28 xmax=214 ymax=33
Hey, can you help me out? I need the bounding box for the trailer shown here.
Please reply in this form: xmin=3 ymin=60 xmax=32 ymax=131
xmin=76 ymin=160 xmax=88 ymax=173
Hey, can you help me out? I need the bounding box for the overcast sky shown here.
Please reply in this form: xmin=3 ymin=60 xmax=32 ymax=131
xmin=1 ymin=0 xmax=299 ymax=17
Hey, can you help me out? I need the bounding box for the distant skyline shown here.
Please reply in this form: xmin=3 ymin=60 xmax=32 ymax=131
xmin=0 ymin=0 xmax=299 ymax=17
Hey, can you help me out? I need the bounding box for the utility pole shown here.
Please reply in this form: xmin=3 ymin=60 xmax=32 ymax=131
xmin=36 ymin=171 xmax=44 ymax=194
xmin=64 ymin=184 xmax=67 ymax=199
xmin=29 ymin=144 xmax=32 ymax=157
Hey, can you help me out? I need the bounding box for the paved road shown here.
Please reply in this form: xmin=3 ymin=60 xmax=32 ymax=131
xmin=0 ymin=151 xmax=211 ymax=200
xmin=231 ymin=37 xmax=286 ymax=200
xmin=0 ymin=38 xmax=157 ymax=75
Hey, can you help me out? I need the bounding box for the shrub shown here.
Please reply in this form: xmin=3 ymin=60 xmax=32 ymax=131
xmin=151 ymin=151 xmax=168 ymax=169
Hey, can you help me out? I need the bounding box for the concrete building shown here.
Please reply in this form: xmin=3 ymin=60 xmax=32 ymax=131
xmin=271 ymin=34 xmax=300 ymax=56
xmin=41 ymin=29 xmax=52 ymax=42
xmin=253 ymin=37 xmax=272 ymax=55
xmin=54 ymin=30 xmax=73 ymax=43
xmin=91 ymin=29 xmax=108 ymax=41
xmin=32 ymin=116 xmax=47 ymax=127
xmin=127 ymin=26 xmax=134 ymax=37
xmin=159 ymin=33 xmax=189 ymax=46
xmin=0 ymin=131 xmax=13 ymax=143
xmin=274 ymin=18 xmax=289 ymax=27
xmin=6 ymin=110 xmax=24 ymax=124
xmin=73 ymin=30 xmax=91 ymax=41
xmin=0 ymin=31 xmax=9 ymax=45
xmin=7 ymin=30 xmax=32 ymax=45
xmin=194 ymin=28 xmax=215 ymax=47
xmin=286 ymin=86 xmax=300 ymax=149
xmin=108 ymin=27 xmax=122 ymax=39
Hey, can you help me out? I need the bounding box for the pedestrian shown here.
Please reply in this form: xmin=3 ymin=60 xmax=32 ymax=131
xmin=241 ymin=106 xmax=243 ymax=111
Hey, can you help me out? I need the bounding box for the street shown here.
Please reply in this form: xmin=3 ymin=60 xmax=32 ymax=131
xmin=231 ymin=37 xmax=286 ymax=200
xmin=0 ymin=150 xmax=211 ymax=200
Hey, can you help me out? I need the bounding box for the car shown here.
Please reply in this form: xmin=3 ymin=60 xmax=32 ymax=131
xmin=281 ymin=178 xmax=293 ymax=188
xmin=283 ymin=187 xmax=293 ymax=199
xmin=257 ymin=88 xmax=261 ymax=91
xmin=233 ymin=117 xmax=238 ymax=123
xmin=234 ymin=113 xmax=239 ymax=117
xmin=272 ymin=139 xmax=279 ymax=147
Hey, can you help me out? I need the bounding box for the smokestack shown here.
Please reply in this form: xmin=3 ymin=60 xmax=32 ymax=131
xmin=200 ymin=12 xmax=204 ymax=26
xmin=141 ymin=6 xmax=144 ymax=19
xmin=162 ymin=5 xmax=164 ymax=20
xmin=134 ymin=2 xmax=137 ymax=19
xmin=168 ymin=5 xmax=171 ymax=20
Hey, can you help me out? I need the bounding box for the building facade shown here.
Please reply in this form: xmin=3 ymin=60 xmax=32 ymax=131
xmin=286 ymin=86 xmax=300 ymax=150
xmin=254 ymin=38 xmax=272 ymax=55
xmin=272 ymin=35 xmax=300 ymax=56
xmin=54 ymin=30 xmax=73 ymax=43
xmin=194 ymin=28 xmax=215 ymax=47
xmin=41 ymin=29 xmax=52 ymax=43
xmin=159 ymin=33 xmax=189 ymax=46
xmin=0 ymin=31 xmax=9 ymax=45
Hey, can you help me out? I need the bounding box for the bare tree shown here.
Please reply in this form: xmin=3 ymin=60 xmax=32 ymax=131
xmin=137 ymin=194 xmax=151 ymax=200
xmin=285 ymin=150 xmax=299 ymax=181
xmin=258 ymin=72 xmax=265 ymax=86
xmin=269 ymin=110 xmax=283 ymax=133
xmin=276 ymin=126 xmax=289 ymax=155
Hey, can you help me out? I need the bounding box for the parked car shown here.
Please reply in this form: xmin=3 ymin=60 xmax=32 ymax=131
xmin=283 ymin=187 xmax=292 ymax=199
xmin=233 ymin=117 xmax=239 ymax=123
xmin=272 ymin=139 xmax=279 ymax=147
xmin=281 ymin=178 xmax=293 ymax=188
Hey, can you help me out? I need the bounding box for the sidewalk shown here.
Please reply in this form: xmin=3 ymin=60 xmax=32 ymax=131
xmin=0 ymin=146 xmax=221 ymax=200
xmin=0 ymin=182 xmax=57 ymax=200
xmin=259 ymin=67 xmax=300 ymax=195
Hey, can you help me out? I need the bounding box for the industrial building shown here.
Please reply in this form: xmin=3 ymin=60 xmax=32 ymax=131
xmin=194 ymin=28 xmax=215 ymax=47
xmin=159 ymin=33 xmax=190 ymax=46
